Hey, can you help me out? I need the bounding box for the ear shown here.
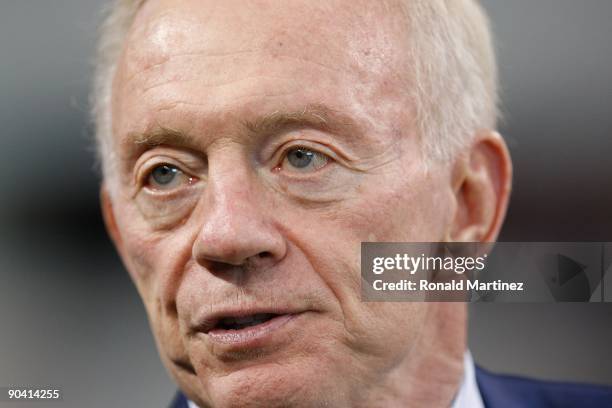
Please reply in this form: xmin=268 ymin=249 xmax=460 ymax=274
xmin=100 ymin=184 xmax=123 ymax=250
xmin=447 ymin=131 xmax=512 ymax=242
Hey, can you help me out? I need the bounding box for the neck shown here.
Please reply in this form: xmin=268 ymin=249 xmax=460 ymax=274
xmin=358 ymin=303 xmax=467 ymax=408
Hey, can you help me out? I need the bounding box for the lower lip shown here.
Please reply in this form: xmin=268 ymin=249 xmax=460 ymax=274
xmin=206 ymin=314 xmax=299 ymax=345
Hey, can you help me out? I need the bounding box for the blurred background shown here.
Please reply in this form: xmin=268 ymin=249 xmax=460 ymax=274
xmin=1 ymin=0 xmax=611 ymax=406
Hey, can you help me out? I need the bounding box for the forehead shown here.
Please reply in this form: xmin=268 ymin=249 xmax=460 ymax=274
xmin=126 ymin=0 xmax=410 ymax=66
xmin=112 ymin=0 xmax=415 ymax=145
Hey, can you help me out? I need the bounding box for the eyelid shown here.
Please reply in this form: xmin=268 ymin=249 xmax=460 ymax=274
xmin=134 ymin=157 xmax=200 ymax=197
xmin=270 ymin=140 xmax=343 ymax=169
xmin=133 ymin=147 xmax=206 ymax=184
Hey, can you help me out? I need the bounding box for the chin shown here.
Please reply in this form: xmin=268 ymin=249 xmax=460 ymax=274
xmin=190 ymin=358 xmax=343 ymax=408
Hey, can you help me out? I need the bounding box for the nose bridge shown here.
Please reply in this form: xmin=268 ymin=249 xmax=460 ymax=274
xmin=193 ymin=146 xmax=285 ymax=267
xmin=207 ymin=159 xmax=257 ymax=229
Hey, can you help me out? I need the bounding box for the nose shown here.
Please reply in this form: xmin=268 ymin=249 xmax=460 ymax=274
xmin=192 ymin=164 xmax=287 ymax=269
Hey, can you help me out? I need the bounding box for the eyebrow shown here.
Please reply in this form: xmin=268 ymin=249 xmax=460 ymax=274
xmin=121 ymin=103 xmax=364 ymax=158
xmin=243 ymin=103 xmax=363 ymax=139
xmin=127 ymin=126 xmax=193 ymax=149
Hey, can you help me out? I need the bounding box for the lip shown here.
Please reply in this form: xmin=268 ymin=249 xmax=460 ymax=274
xmin=191 ymin=307 xmax=305 ymax=347
xmin=207 ymin=313 xmax=299 ymax=344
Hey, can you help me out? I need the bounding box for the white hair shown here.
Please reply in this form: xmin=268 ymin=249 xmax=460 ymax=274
xmin=91 ymin=0 xmax=145 ymax=184
xmin=404 ymin=0 xmax=499 ymax=160
xmin=91 ymin=0 xmax=498 ymax=182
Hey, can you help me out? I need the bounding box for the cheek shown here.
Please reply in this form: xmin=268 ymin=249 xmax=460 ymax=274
xmin=114 ymin=205 xmax=158 ymax=287
xmin=291 ymin=168 xmax=450 ymax=352
xmin=115 ymin=197 xmax=195 ymax=285
xmin=351 ymin=302 xmax=429 ymax=363
xmin=358 ymin=173 xmax=452 ymax=242
xmin=113 ymin=199 xmax=198 ymax=350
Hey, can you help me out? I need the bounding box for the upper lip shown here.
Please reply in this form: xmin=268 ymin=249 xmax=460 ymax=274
xmin=190 ymin=306 xmax=301 ymax=334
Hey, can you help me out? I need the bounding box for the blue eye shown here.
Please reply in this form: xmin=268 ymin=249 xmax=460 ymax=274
xmin=147 ymin=164 xmax=188 ymax=189
xmin=284 ymin=147 xmax=329 ymax=172
xmin=152 ymin=165 xmax=178 ymax=184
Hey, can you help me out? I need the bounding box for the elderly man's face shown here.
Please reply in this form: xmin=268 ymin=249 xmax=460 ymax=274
xmin=105 ymin=0 xmax=468 ymax=406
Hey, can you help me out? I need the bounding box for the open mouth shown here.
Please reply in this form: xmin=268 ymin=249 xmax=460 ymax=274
xmin=202 ymin=312 xmax=300 ymax=345
xmin=215 ymin=313 xmax=280 ymax=331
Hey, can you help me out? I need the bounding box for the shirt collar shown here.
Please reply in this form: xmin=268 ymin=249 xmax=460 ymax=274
xmin=451 ymin=351 xmax=485 ymax=408
xmin=187 ymin=352 xmax=483 ymax=408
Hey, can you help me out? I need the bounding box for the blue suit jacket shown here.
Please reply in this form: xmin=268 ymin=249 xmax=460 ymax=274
xmin=169 ymin=366 xmax=612 ymax=407
xmin=475 ymin=366 xmax=612 ymax=408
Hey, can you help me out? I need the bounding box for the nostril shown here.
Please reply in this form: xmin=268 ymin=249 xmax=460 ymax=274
xmin=258 ymin=251 xmax=273 ymax=259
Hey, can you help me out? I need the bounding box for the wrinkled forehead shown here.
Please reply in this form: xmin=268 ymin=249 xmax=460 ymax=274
xmin=120 ymin=0 xmax=412 ymax=83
